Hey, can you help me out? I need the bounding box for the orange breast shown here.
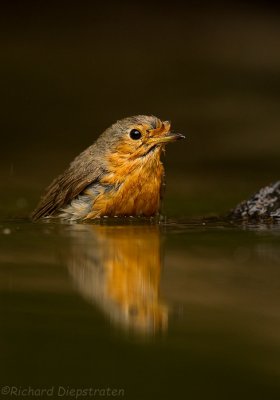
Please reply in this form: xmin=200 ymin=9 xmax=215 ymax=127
xmin=85 ymin=154 xmax=164 ymax=219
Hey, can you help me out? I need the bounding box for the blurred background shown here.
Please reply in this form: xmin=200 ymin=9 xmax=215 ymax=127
xmin=1 ymin=0 xmax=280 ymax=218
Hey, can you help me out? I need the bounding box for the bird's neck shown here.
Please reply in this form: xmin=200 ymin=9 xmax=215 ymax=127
xmin=101 ymin=149 xmax=164 ymax=187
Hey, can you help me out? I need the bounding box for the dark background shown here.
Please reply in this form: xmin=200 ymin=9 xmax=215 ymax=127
xmin=1 ymin=0 xmax=280 ymax=218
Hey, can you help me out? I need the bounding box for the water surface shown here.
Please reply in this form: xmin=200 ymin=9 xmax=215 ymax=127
xmin=1 ymin=217 xmax=280 ymax=399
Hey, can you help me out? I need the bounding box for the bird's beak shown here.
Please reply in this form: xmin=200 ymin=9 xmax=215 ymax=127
xmin=152 ymin=132 xmax=185 ymax=144
xmin=147 ymin=121 xmax=185 ymax=145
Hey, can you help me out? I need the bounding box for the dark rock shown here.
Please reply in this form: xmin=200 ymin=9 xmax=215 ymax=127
xmin=229 ymin=181 xmax=280 ymax=220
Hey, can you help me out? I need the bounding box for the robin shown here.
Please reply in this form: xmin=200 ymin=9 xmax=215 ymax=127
xmin=31 ymin=115 xmax=185 ymax=221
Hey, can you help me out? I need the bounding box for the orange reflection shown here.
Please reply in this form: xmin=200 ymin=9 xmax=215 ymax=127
xmin=67 ymin=224 xmax=167 ymax=334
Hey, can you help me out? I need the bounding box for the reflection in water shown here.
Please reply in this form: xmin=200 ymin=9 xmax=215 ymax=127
xmin=67 ymin=224 xmax=168 ymax=334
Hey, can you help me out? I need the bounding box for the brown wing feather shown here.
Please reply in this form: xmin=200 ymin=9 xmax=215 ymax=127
xmin=31 ymin=146 xmax=104 ymax=220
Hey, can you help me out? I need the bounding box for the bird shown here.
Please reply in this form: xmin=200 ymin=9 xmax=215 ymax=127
xmin=31 ymin=115 xmax=185 ymax=221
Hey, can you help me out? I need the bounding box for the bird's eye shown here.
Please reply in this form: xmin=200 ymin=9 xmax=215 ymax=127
xmin=129 ymin=129 xmax=142 ymax=140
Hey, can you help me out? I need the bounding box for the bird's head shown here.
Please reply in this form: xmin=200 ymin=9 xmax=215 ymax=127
xmin=97 ymin=115 xmax=185 ymax=170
